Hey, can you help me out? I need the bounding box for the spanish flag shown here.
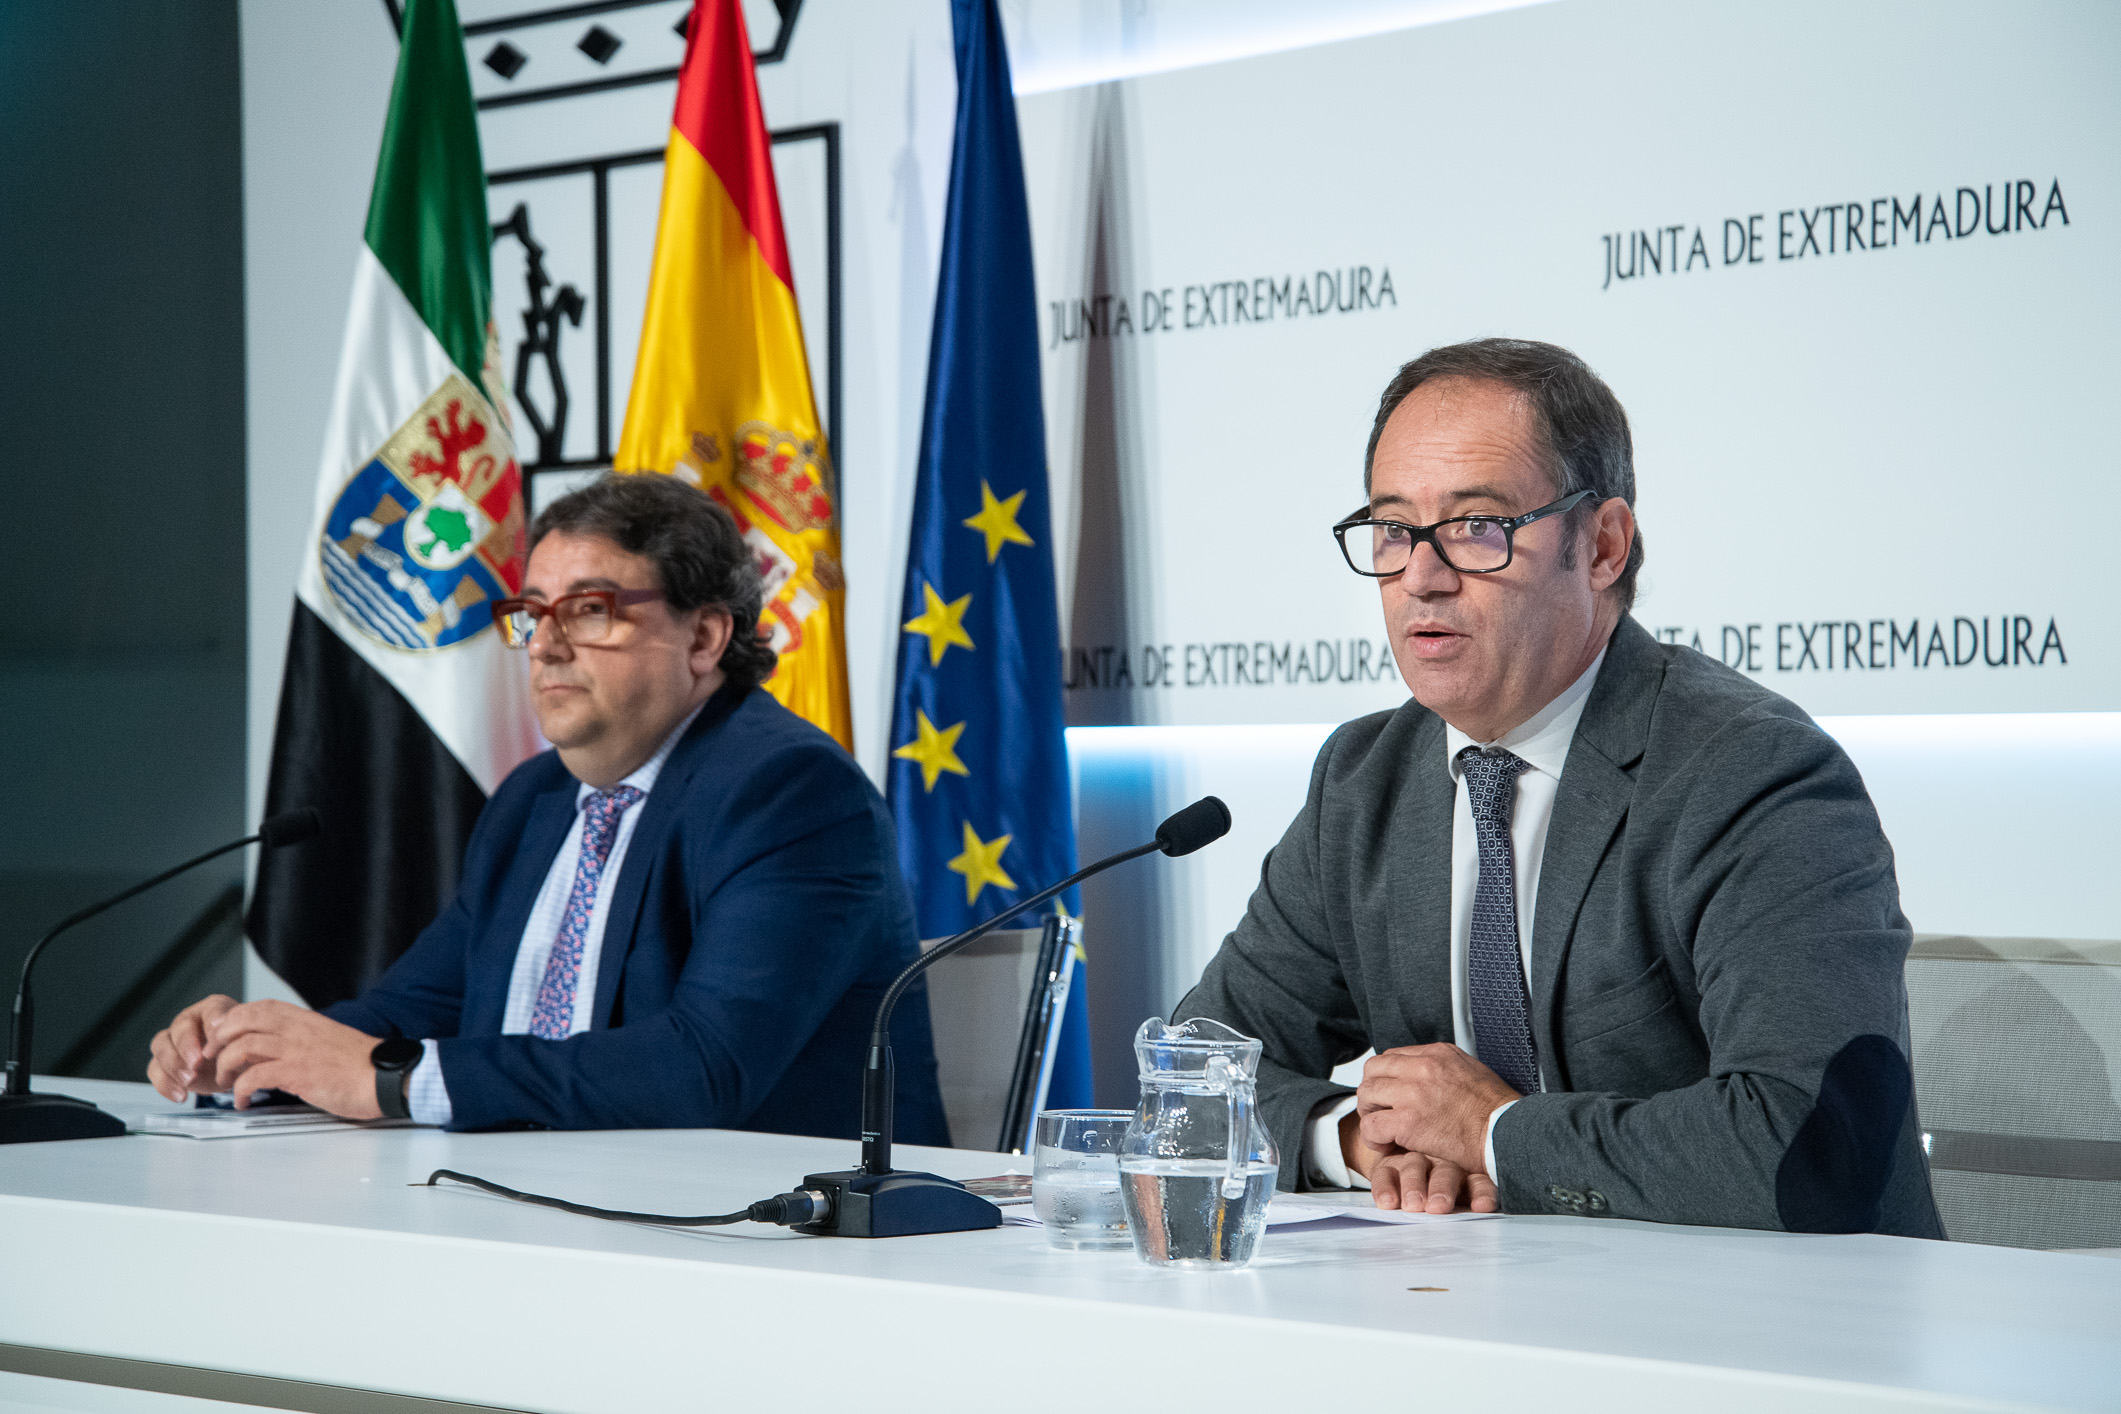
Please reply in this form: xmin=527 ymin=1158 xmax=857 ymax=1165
xmin=616 ymin=0 xmax=851 ymax=749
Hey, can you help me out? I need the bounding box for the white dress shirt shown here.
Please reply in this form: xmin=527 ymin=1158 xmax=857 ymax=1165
xmin=405 ymin=705 xmax=704 ymax=1126
xmin=1303 ymin=651 xmax=1605 ymax=1191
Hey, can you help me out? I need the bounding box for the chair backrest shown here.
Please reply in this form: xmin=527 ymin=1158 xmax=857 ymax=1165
xmin=919 ymin=917 xmax=1077 ymax=1154
xmin=1906 ymin=933 xmax=2121 ymax=1249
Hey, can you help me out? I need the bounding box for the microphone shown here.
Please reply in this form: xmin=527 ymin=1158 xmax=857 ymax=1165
xmin=0 ymin=808 xmax=323 ymax=1145
xmin=793 ymin=796 xmax=1232 ymax=1237
xmin=1152 ymin=795 xmax=1233 ymax=857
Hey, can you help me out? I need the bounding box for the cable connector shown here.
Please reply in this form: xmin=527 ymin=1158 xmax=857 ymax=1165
xmin=749 ymin=1188 xmax=832 ymax=1227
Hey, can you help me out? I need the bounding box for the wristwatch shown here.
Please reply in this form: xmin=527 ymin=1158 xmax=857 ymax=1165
xmin=371 ymin=1035 xmax=422 ymax=1121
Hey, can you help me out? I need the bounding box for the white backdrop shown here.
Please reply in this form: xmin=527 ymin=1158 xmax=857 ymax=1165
xmin=1022 ymin=0 xmax=2118 ymax=726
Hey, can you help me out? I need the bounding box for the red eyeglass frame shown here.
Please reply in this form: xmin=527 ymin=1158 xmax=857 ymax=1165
xmin=490 ymin=589 xmax=664 ymax=646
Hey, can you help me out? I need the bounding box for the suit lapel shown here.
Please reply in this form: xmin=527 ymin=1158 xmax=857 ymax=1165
xmin=1384 ymin=711 xmax=1454 ymax=1042
xmin=471 ymin=782 xmax=578 ymax=1033
xmin=1528 ymin=618 xmax=1663 ymax=1081
xmin=587 ymin=686 xmax=741 ymax=1028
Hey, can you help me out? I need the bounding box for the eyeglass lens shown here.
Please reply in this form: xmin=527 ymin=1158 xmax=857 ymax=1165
xmin=1355 ymin=518 xmax=1511 ymax=575
xmin=499 ymin=595 xmax=617 ymax=648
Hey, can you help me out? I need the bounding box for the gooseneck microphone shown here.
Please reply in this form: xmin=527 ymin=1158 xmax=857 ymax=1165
xmin=0 ymin=807 xmax=322 ymax=1145
xmin=795 ymin=795 xmax=1233 ymax=1238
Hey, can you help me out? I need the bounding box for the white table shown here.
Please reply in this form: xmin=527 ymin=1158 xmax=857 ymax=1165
xmin=2 ymin=1079 xmax=2116 ymax=1414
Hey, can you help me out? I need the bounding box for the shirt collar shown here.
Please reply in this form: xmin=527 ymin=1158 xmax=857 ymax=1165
xmin=574 ymin=701 xmax=706 ymax=809
xmin=1444 ymin=649 xmax=1607 ymax=783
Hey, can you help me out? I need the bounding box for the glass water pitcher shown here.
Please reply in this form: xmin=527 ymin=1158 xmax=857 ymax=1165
xmin=1118 ymin=1016 xmax=1279 ymax=1269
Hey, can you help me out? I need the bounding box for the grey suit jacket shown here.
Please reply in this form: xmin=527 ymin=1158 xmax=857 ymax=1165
xmin=1178 ymin=617 xmax=1944 ymax=1237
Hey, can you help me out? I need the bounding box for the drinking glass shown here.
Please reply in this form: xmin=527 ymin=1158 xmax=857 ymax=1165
xmin=1032 ymin=1109 xmax=1132 ymax=1250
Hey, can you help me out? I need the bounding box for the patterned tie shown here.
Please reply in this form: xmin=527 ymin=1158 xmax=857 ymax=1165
xmin=528 ymin=785 xmax=644 ymax=1040
xmin=1459 ymin=746 xmax=1541 ymax=1095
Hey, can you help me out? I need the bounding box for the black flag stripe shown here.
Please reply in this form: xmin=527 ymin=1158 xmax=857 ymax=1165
xmin=247 ymin=600 xmax=489 ymax=1009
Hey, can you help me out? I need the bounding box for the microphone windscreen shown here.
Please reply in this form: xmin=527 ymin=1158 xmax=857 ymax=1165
xmin=260 ymin=807 xmax=323 ymax=849
xmin=1155 ymin=796 xmax=1231 ymax=857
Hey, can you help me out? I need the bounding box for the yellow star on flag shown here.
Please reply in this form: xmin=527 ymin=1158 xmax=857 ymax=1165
xmin=902 ymin=581 xmax=975 ymax=666
xmin=962 ymin=480 xmax=1033 ymax=563
xmin=947 ymin=820 xmax=1016 ymax=905
xmin=892 ymin=710 xmax=969 ymax=792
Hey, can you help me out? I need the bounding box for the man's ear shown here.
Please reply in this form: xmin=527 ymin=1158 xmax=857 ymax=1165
xmin=1586 ymin=497 xmax=1635 ymax=594
xmin=689 ymin=605 xmax=735 ymax=678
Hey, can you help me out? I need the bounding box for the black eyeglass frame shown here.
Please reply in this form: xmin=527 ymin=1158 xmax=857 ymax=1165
xmin=1331 ymin=489 xmax=1597 ymax=577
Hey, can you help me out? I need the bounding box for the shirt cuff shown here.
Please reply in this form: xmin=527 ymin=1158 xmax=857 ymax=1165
xmin=1484 ymin=1098 xmax=1517 ymax=1187
xmin=406 ymin=1040 xmax=452 ymax=1127
xmin=1302 ymin=1093 xmax=1371 ymax=1190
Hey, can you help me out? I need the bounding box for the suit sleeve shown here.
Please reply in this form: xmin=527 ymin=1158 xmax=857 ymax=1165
xmin=1176 ymin=731 xmax=1372 ymax=1189
xmin=430 ymin=744 xmax=902 ymax=1132
xmin=1491 ymin=710 xmax=1931 ymax=1234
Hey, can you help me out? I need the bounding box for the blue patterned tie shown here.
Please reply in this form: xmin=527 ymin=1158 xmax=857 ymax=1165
xmin=1459 ymin=747 xmax=1540 ymax=1095
xmin=529 ymin=785 xmax=644 ymax=1040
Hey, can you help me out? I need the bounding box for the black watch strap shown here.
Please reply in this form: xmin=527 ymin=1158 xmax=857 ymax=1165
xmin=375 ymin=1063 xmax=412 ymax=1121
xmin=371 ymin=1036 xmax=421 ymax=1121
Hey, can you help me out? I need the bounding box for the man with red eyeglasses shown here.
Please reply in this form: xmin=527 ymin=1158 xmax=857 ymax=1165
xmin=148 ymin=475 xmax=948 ymax=1142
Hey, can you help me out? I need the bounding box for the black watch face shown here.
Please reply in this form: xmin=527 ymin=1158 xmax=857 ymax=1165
xmin=372 ymin=1035 xmax=422 ymax=1070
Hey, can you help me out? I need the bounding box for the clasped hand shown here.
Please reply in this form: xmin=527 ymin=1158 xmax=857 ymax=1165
xmin=1339 ymin=1043 xmax=1520 ymax=1214
xmin=146 ymin=995 xmax=385 ymax=1120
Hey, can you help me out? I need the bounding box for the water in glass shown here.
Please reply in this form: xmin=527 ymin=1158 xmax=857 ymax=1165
xmin=1032 ymin=1108 xmax=1132 ymax=1250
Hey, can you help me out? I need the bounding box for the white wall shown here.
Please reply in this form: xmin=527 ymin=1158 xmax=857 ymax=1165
xmin=239 ymin=0 xmax=401 ymax=1001
xmin=240 ymin=1 xmax=397 ymax=834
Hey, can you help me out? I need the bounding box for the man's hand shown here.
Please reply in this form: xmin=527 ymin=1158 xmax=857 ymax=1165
xmin=1355 ymin=1043 xmax=1520 ymax=1174
xmin=1338 ymin=1110 xmax=1499 ymax=1213
xmin=147 ymin=994 xmax=240 ymax=1102
xmin=198 ymin=1001 xmax=385 ymax=1119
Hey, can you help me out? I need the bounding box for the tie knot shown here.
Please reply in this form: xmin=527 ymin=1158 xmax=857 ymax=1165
xmin=1458 ymin=746 xmax=1529 ymax=823
xmin=586 ymin=785 xmax=644 ymax=824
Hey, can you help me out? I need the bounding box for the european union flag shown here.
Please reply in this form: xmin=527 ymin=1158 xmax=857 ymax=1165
xmin=887 ymin=0 xmax=1090 ymax=1112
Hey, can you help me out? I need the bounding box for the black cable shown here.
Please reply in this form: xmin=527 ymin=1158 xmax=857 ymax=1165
xmin=423 ymin=1169 xmax=828 ymax=1228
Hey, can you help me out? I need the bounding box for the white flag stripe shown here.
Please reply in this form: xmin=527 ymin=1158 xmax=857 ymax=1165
xmin=307 ymin=249 xmax=461 ymax=537
xmin=295 ymin=243 xmax=542 ymax=795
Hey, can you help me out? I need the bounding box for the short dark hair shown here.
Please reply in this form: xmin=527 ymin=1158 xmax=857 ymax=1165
xmin=1363 ymin=338 xmax=1644 ymax=613
xmin=528 ymin=473 xmax=778 ymax=690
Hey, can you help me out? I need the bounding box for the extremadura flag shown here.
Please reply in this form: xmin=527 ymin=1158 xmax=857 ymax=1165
xmin=248 ymin=0 xmax=540 ymax=1006
xmin=888 ymin=0 xmax=1091 ymax=1108
xmin=615 ymin=0 xmax=852 ymax=750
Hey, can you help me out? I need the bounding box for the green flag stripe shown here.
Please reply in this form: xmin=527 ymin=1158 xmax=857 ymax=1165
xmin=364 ymin=0 xmax=490 ymax=387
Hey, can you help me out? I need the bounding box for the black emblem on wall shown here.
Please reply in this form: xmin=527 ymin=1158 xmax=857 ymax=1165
xmin=490 ymin=203 xmax=585 ymax=468
xmin=380 ymin=0 xmax=805 ymax=104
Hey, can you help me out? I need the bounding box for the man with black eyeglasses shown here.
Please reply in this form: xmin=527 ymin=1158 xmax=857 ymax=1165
xmin=149 ymin=474 xmax=949 ymax=1143
xmin=1178 ymin=338 xmax=1942 ymax=1237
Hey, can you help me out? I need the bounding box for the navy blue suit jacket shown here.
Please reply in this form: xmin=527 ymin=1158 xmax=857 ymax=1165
xmin=328 ymin=684 xmax=949 ymax=1144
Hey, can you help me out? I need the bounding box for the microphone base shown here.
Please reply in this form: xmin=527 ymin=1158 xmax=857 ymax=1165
xmin=0 ymin=1091 xmax=129 ymax=1145
xmin=792 ymin=1168 xmax=1003 ymax=1238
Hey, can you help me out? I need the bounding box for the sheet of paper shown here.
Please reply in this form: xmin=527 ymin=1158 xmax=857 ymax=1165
xmin=960 ymin=1174 xmax=1034 ymax=1204
xmin=1004 ymin=1194 xmax=1499 ymax=1227
xmin=1265 ymin=1196 xmax=1500 ymax=1225
xmin=134 ymin=1105 xmax=418 ymax=1140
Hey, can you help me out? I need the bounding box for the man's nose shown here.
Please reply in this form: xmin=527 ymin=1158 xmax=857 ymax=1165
xmin=527 ymin=616 xmax=570 ymax=660
xmin=1394 ymin=538 xmax=1461 ymax=595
